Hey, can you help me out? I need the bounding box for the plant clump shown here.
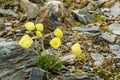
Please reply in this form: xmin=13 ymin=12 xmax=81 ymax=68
xmin=36 ymin=54 xmax=63 ymax=72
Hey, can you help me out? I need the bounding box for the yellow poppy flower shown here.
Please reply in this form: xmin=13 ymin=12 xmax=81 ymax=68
xmin=36 ymin=31 xmax=43 ymax=38
xmin=35 ymin=23 xmax=44 ymax=32
xmin=24 ymin=22 xmax=35 ymax=31
xmin=54 ymin=28 xmax=63 ymax=38
xmin=50 ymin=37 xmax=61 ymax=49
xmin=19 ymin=34 xmax=33 ymax=48
xmin=71 ymin=43 xmax=82 ymax=57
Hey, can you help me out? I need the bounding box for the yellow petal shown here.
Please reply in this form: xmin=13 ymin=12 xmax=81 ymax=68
xmin=24 ymin=22 xmax=35 ymax=31
xmin=36 ymin=31 xmax=43 ymax=38
xmin=35 ymin=23 xmax=44 ymax=32
xmin=71 ymin=43 xmax=82 ymax=57
xmin=50 ymin=37 xmax=61 ymax=49
xmin=19 ymin=34 xmax=33 ymax=48
xmin=54 ymin=28 xmax=63 ymax=38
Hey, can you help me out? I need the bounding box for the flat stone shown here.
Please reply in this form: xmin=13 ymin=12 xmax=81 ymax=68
xmin=108 ymin=22 xmax=120 ymax=35
xmin=64 ymin=72 xmax=100 ymax=80
xmin=72 ymin=26 xmax=100 ymax=32
xmin=110 ymin=2 xmax=120 ymax=17
xmin=101 ymin=32 xmax=116 ymax=43
xmin=98 ymin=0 xmax=108 ymax=4
xmin=0 ymin=8 xmax=18 ymax=17
xmin=109 ymin=44 xmax=120 ymax=59
xmin=4 ymin=22 xmax=13 ymax=26
xmin=0 ymin=38 xmax=37 ymax=80
xmin=28 ymin=68 xmax=46 ymax=80
xmin=20 ymin=0 xmax=39 ymax=19
xmin=61 ymin=54 xmax=75 ymax=65
xmin=71 ymin=9 xmax=94 ymax=24
xmin=5 ymin=26 xmax=12 ymax=31
xmin=30 ymin=0 xmax=41 ymax=3
xmin=116 ymin=62 xmax=120 ymax=67
xmin=82 ymin=32 xmax=101 ymax=37
xmin=91 ymin=53 xmax=104 ymax=66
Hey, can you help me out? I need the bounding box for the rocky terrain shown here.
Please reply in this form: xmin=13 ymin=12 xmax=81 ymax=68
xmin=0 ymin=0 xmax=120 ymax=80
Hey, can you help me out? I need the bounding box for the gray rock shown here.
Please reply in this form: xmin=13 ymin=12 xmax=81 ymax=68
xmin=109 ymin=44 xmax=120 ymax=59
xmin=0 ymin=38 xmax=37 ymax=80
xmin=5 ymin=26 xmax=12 ymax=31
xmin=101 ymin=8 xmax=111 ymax=17
xmin=0 ymin=8 xmax=18 ymax=17
xmin=110 ymin=2 xmax=120 ymax=17
xmin=28 ymin=68 xmax=46 ymax=80
xmin=82 ymin=32 xmax=101 ymax=37
xmin=15 ymin=29 xmax=23 ymax=33
xmin=71 ymin=9 xmax=94 ymax=24
xmin=20 ymin=0 xmax=39 ymax=19
xmin=72 ymin=26 xmax=100 ymax=32
xmin=101 ymin=32 xmax=116 ymax=43
xmin=48 ymin=13 xmax=58 ymax=29
xmin=30 ymin=0 xmax=41 ymax=3
xmin=64 ymin=72 xmax=99 ymax=80
xmin=116 ymin=62 xmax=120 ymax=67
xmin=91 ymin=53 xmax=104 ymax=66
xmin=87 ymin=3 xmax=94 ymax=10
xmin=101 ymin=8 xmax=110 ymax=12
xmin=4 ymin=22 xmax=13 ymax=26
xmin=98 ymin=0 xmax=108 ymax=4
xmin=0 ymin=38 xmax=18 ymax=59
xmin=108 ymin=22 xmax=120 ymax=35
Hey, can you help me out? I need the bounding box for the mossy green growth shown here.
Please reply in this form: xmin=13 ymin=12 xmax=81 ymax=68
xmin=36 ymin=54 xmax=63 ymax=72
xmin=97 ymin=68 xmax=119 ymax=79
xmin=89 ymin=7 xmax=96 ymax=11
xmin=0 ymin=0 xmax=10 ymax=3
xmin=92 ymin=14 xmax=105 ymax=23
xmin=74 ymin=21 xmax=85 ymax=27
xmin=65 ymin=0 xmax=73 ymax=3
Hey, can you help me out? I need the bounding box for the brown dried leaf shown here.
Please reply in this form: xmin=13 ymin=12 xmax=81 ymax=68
xmin=103 ymin=0 xmax=117 ymax=8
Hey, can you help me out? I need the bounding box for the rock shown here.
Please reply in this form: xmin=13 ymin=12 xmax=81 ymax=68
xmin=71 ymin=9 xmax=94 ymax=24
xmin=0 ymin=38 xmax=37 ymax=80
xmin=20 ymin=0 xmax=39 ymax=19
xmin=110 ymin=2 xmax=120 ymax=17
xmin=101 ymin=8 xmax=111 ymax=17
xmin=98 ymin=0 xmax=108 ymax=4
xmin=109 ymin=44 xmax=120 ymax=59
xmin=4 ymin=22 xmax=13 ymax=26
xmin=28 ymin=68 xmax=46 ymax=80
xmin=87 ymin=3 xmax=94 ymax=10
xmin=53 ymin=76 xmax=64 ymax=80
xmin=82 ymin=32 xmax=101 ymax=37
xmin=30 ymin=0 xmax=41 ymax=3
xmin=108 ymin=22 xmax=120 ymax=35
xmin=72 ymin=26 xmax=100 ymax=32
xmin=101 ymin=8 xmax=110 ymax=12
xmin=116 ymin=62 xmax=120 ymax=67
xmin=91 ymin=53 xmax=104 ymax=66
xmin=5 ymin=26 xmax=12 ymax=31
xmin=15 ymin=29 xmax=23 ymax=33
xmin=0 ymin=8 xmax=18 ymax=18
xmin=101 ymin=32 xmax=116 ymax=43
xmin=64 ymin=72 xmax=100 ymax=80
xmin=36 ymin=0 xmax=73 ymax=30
xmin=61 ymin=54 xmax=75 ymax=62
